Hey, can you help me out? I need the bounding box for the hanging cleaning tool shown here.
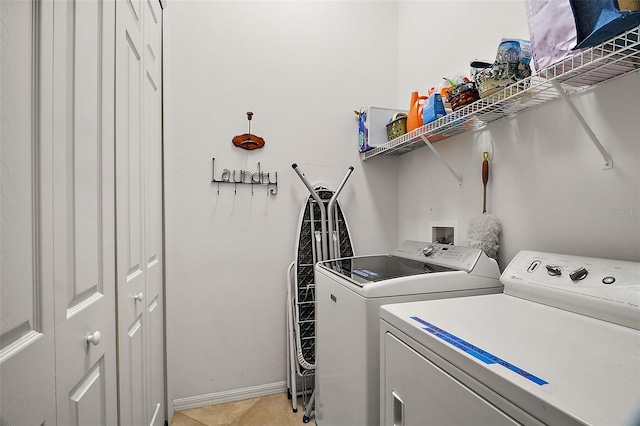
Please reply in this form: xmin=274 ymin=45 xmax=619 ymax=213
xmin=482 ymin=151 xmax=489 ymax=213
xmin=467 ymin=151 xmax=501 ymax=261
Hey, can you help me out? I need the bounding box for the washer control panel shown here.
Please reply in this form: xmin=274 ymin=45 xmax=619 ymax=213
xmin=393 ymin=241 xmax=482 ymax=273
xmin=502 ymin=250 xmax=640 ymax=329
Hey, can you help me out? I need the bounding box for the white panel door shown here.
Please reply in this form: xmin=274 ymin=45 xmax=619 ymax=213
xmin=116 ymin=0 xmax=165 ymax=423
xmin=0 ymin=1 xmax=57 ymax=424
xmin=115 ymin=0 xmax=146 ymax=425
xmin=51 ymin=1 xmax=118 ymax=425
xmin=143 ymin=1 xmax=165 ymax=425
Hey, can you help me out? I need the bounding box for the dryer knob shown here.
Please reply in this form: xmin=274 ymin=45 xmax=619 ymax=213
xmin=422 ymin=245 xmax=436 ymax=257
xmin=570 ymin=267 xmax=588 ymax=282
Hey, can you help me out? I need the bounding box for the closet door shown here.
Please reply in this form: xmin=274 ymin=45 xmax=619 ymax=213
xmin=0 ymin=1 xmax=56 ymax=423
xmin=116 ymin=0 xmax=165 ymax=424
xmin=116 ymin=0 xmax=147 ymax=423
xmin=51 ymin=1 xmax=118 ymax=424
xmin=143 ymin=0 xmax=165 ymax=424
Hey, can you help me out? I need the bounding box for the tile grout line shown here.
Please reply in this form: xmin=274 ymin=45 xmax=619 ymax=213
xmin=174 ymin=412 xmax=210 ymax=426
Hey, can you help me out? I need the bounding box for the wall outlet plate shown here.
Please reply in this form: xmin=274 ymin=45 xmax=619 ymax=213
xmin=429 ymin=220 xmax=458 ymax=245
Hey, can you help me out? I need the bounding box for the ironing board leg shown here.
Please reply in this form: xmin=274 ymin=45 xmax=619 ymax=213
xmin=303 ymin=388 xmax=315 ymax=423
xmin=287 ymin=295 xmax=298 ymax=412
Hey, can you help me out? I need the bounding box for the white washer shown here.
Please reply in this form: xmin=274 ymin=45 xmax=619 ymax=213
xmin=380 ymin=250 xmax=640 ymax=426
xmin=314 ymin=240 xmax=503 ymax=426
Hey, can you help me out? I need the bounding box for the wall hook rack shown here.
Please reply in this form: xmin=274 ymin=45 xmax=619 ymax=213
xmin=211 ymin=158 xmax=277 ymax=196
xmin=232 ymin=111 xmax=265 ymax=150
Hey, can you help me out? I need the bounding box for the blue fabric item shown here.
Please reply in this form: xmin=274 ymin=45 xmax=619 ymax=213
xmin=570 ymin=0 xmax=640 ymax=49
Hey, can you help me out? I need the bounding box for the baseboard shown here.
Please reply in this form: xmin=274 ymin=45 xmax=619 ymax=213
xmin=172 ymin=381 xmax=288 ymax=411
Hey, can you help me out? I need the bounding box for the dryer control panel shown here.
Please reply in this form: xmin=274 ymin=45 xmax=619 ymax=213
xmin=502 ymin=251 xmax=640 ymax=329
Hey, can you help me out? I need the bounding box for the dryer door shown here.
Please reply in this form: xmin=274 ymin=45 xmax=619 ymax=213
xmin=383 ymin=332 xmax=519 ymax=426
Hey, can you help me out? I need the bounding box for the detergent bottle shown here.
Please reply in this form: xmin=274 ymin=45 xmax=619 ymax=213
xmin=407 ymin=91 xmax=428 ymax=132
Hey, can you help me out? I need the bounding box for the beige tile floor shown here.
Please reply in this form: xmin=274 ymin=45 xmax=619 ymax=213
xmin=170 ymin=392 xmax=314 ymax=426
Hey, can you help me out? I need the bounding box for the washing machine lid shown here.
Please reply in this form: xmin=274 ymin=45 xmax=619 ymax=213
xmin=380 ymin=295 xmax=640 ymax=425
xmin=319 ymin=255 xmax=456 ymax=286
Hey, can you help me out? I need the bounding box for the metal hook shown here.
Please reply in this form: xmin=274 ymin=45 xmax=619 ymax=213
xmin=246 ymin=111 xmax=253 ymax=137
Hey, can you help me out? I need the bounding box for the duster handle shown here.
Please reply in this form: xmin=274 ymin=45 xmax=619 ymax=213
xmin=482 ymin=152 xmax=489 ymax=214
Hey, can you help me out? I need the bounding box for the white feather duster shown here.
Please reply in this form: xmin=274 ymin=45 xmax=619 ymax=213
xmin=467 ymin=152 xmax=501 ymax=260
xmin=467 ymin=213 xmax=501 ymax=260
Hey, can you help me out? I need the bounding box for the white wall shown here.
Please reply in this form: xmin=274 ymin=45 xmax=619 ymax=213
xmin=395 ymin=2 xmax=640 ymax=268
xmin=165 ymin=0 xmax=640 ymax=408
xmin=164 ymin=0 xmax=400 ymax=403
xmin=396 ymin=71 xmax=640 ymax=268
xmin=397 ymin=0 xmax=530 ymax=106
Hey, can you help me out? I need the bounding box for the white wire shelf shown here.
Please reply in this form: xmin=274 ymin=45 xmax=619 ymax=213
xmin=363 ymin=25 xmax=640 ymax=160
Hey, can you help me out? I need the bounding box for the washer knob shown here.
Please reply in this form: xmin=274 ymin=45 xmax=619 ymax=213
xmin=422 ymin=245 xmax=436 ymax=257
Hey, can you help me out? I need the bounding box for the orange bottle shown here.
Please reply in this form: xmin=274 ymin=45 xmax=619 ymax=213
xmin=407 ymin=91 xmax=428 ymax=132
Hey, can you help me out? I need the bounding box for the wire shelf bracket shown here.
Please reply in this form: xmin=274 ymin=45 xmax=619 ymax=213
xmin=419 ymin=134 xmax=464 ymax=187
xmin=551 ymin=80 xmax=613 ymax=169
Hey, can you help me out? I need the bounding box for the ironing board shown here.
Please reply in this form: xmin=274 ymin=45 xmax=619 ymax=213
xmin=286 ymin=166 xmax=354 ymax=420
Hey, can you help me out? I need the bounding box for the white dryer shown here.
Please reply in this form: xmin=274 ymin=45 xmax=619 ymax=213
xmin=380 ymin=250 xmax=640 ymax=426
xmin=314 ymin=240 xmax=503 ymax=426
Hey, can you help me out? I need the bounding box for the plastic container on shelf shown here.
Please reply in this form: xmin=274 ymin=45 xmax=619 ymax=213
xmin=475 ymin=62 xmax=532 ymax=99
xmin=357 ymin=106 xmax=408 ymax=152
xmin=448 ymin=82 xmax=480 ymax=111
xmin=386 ymin=112 xmax=408 ymax=141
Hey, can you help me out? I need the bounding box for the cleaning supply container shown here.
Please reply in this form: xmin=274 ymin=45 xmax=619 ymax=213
xmin=422 ymin=93 xmax=446 ymax=125
xmin=407 ymin=91 xmax=428 ymax=132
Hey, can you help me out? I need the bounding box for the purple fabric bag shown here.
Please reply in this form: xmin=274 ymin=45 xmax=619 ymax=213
xmin=525 ymin=0 xmax=583 ymax=71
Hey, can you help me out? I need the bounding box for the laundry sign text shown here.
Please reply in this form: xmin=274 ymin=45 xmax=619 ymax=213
xmin=211 ymin=158 xmax=277 ymax=195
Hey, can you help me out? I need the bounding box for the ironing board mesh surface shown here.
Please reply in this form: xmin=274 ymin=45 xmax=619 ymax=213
xmin=294 ymin=188 xmax=354 ymax=367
